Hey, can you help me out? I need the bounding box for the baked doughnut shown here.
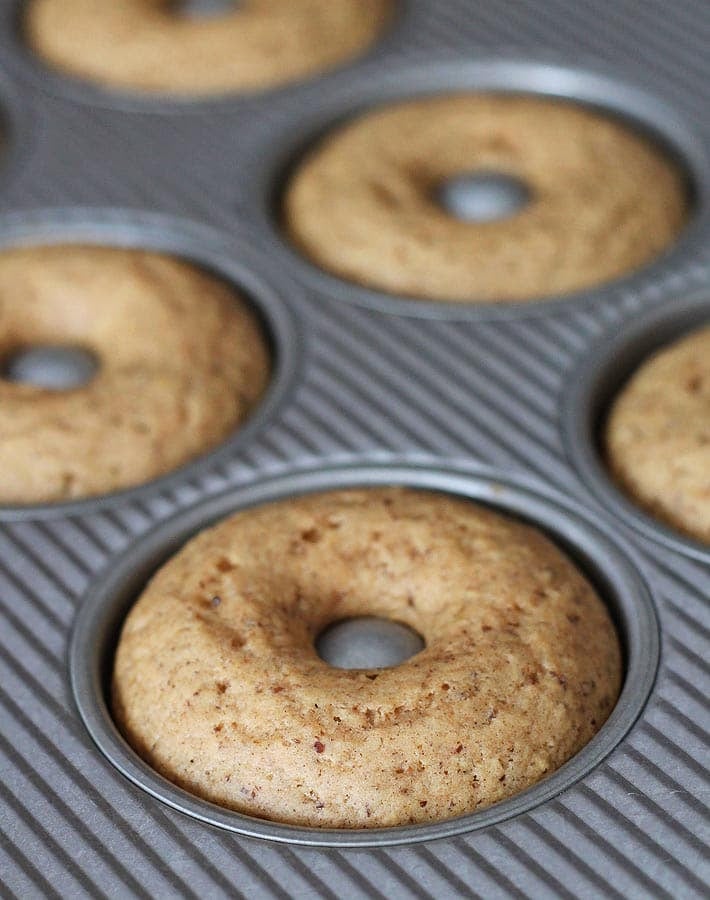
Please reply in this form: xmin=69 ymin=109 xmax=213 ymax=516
xmin=284 ymin=94 xmax=689 ymax=303
xmin=605 ymin=324 xmax=710 ymax=544
xmin=0 ymin=245 xmax=269 ymax=504
xmin=24 ymin=0 xmax=395 ymax=96
xmin=113 ymin=487 xmax=622 ymax=828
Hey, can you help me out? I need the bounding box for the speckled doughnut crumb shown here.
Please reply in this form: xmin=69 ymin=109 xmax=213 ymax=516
xmin=284 ymin=94 xmax=689 ymax=303
xmin=24 ymin=0 xmax=396 ymax=96
xmin=605 ymin=324 xmax=710 ymax=544
xmin=113 ymin=487 xmax=622 ymax=828
xmin=0 ymin=245 xmax=270 ymax=504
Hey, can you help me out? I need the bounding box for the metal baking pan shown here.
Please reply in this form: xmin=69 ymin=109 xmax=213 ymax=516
xmin=0 ymin=1 xmax=708 ymax=897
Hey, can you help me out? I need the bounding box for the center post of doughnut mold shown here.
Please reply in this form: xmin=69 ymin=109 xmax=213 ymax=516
xmin=316 ymin=616 xmax=426 ymax=669
xmin=171 ymin=0 xmax=240 ymax=18
xmin=435 ymin=171 xmax=532 ymax=223
xmin=1 ymin=344 xmax=99 ymax=390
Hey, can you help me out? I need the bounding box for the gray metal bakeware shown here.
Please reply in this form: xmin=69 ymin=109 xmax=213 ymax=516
xmin=0 ymin=1 xmax=708 ymax=897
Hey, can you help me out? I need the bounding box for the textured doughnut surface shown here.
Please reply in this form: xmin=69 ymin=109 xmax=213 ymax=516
xmin=0 ymin=245 xmax=269 ymax=503
xmin=113 ymin=487 xmax=622 ymax=828
xmin=25 ymin=0 xmax=395 ymax=96
xmin=606 ymin=324 xmax=710 ymax=544
xmin=284 ymin=94 xmax=689 ymax=303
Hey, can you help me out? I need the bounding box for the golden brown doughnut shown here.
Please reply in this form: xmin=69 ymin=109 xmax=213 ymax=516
xmin=605 ymin=324 xmax=710 ymax=544
xmin=25 ymin=0 xmax=396 ymax=96
xmin=284 ymin=94 xmax=689 ymax=303
xmin=113 ymin=487 xmax=622 ymax=828
xmin=0 ymin=245 xmax=269 ymax=503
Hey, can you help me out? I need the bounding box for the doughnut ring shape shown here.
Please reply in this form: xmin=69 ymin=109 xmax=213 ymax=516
xmin=284 ymin=94 xmax=689 ymax=303
xmin=25 ymin=0 xmax=396 ymax=96
xmin=113 ymin=487 xmax=622 ymax=828
xmin=0 ymin=245 xmax=269 ymax=503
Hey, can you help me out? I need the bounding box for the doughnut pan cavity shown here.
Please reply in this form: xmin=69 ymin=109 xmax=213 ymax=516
xmin=0 ymin=0 xmax=708 ymax=897
xmin=564 ymin=289 xmax=710 ymax=563
xmin=70 ymin=463 xmax=659 ymax=848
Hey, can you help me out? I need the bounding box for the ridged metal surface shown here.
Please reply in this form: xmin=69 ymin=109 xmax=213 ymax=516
xmin=0 ymin=0 xmax=708 ymax=897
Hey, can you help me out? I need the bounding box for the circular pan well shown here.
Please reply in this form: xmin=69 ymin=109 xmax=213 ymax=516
xmin=563 ymin=290 xmax=710 ymax=563
xmin=250 ymin=58 xmax=710 ymax=321
xmin=0 ymin=208 xmax=301 ymax=521
xmin=8 ymin=0 xmax=402 ymax=114
xmin=70 ymin=462 xmax=659 ymax=848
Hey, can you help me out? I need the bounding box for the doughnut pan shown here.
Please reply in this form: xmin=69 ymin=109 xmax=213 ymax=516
xmin=0 ymin=1 xmax=708 ymax=897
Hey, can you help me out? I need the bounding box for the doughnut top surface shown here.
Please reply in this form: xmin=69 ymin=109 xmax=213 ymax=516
xmin=24 ymin=0 xmax=396 ymax=96
xmin=0 ymin=245 xmax=270 ymax=504
xmin=605 ymin=324 xmax=710 ymax=544
xmin=113 ymin=487 xmax=622 ymax=828
xmin=284 ymin=93 xmax=689 ymax=303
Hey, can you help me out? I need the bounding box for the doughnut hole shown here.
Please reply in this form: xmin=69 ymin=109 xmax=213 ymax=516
xmin=171 ymin=0 xmax=239 ymax=18
xmin=435 ymin=171 xmax=532 ymax=223
xmin=316 ymin=616 xmax=425 ymax=669
xmin=1 ymin=344 xmax=99 ymax=390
